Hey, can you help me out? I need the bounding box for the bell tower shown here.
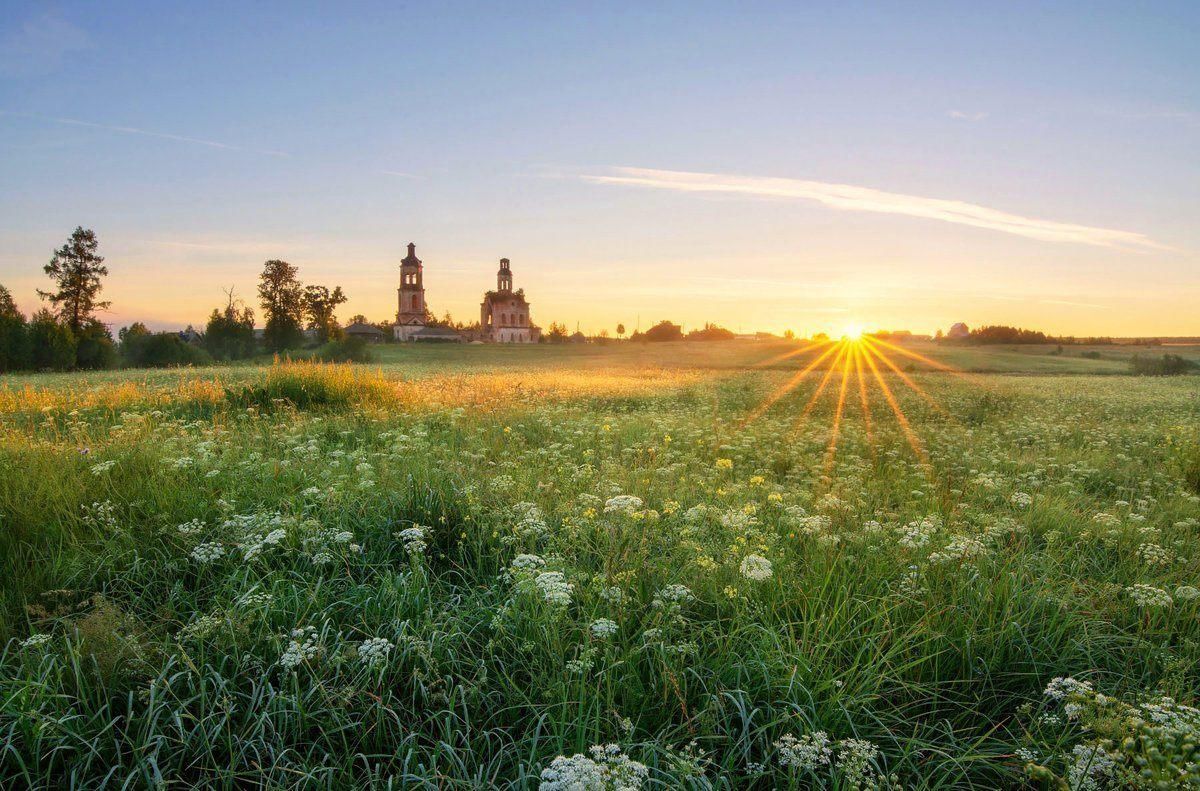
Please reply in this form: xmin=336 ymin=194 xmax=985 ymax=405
xmin=497 ymin=257 xmax=512 ymax=292
xmin=397 ymin=242 xmax=426 ymax=325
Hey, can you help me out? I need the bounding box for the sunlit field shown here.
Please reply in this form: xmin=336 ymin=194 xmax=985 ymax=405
xmin=2 ymin=341 xmax=1200 ymax=788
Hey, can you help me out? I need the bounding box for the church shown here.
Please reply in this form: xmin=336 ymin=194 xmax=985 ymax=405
xmin=392 ymin=243 xmax=540 ymax=343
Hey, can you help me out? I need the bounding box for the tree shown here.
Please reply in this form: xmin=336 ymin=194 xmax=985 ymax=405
xmin=783 ymin=329 xmax=795 ymax=340
xmin=0 ymin=285 xmax=32 ymax=372
xmin=545 ymin=322 xmax=568 ymax=343
xmin=205 ymin=289 xmax=257 ymax=360
xmin=616 ymin=323 xmax=626 ymax=339
xmin=302 ymin=284 xmax=347 ymax=342
xmin=28 ymin=309 xmax=76 ymax=370
xmin=39 ymin=227 xmax=109 ymax=334
xmin=643 ymin=320 xmax=683 ymax=342
xmin=685 ymin=322 xmax=734 ymax=341
xmin=346 ymin=314 xmax=370 ymax=326
xmin=75 ymin=319 xmax=118 ymax=370
xmin=258 ymin=260 xmax=305 ymax=351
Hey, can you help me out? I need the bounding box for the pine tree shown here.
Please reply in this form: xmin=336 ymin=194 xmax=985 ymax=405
xmin=39 ymin=227 xmax=109 ymax=334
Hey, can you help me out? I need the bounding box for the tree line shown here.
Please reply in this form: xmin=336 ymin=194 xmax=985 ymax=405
xmin=0 ymin=227 xmax=359 ymax=373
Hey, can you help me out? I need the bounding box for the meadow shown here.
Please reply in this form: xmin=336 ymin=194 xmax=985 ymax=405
xmin=1 ymin=340 xmax=1199 ymax=789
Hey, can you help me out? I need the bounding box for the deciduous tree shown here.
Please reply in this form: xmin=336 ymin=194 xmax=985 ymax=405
xmin=258 ymin=260 xmax=305 ymax=351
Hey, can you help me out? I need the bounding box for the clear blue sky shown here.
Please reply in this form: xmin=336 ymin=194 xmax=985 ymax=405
xmin=1 ymin=1 xmax=1197 ymax=335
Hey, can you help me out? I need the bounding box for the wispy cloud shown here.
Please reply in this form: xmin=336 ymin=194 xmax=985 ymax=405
xmin=1 ymin=111 xmax=289 ymax=158
xmin=947 ymin=110 xmax=988 ymax=121
xmin=0 ymin=12 xmax=90 ymax=77
xmin=582 ymin=166 xmax=1165 ymax=249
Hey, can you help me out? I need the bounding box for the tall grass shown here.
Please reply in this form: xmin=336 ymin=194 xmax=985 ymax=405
xmin=0 ymin=355 xmax=1197 ymax=787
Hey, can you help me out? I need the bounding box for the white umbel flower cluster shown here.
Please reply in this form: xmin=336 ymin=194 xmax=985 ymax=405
xmin=603 ymin=495 xmax=644 ymax=516
xmin=590 ymin=618 xmax=618 ymax=639
xmin=535 ymin=571 xmax=574 ymax=606
xmin=191 ymin=542 xmax=226 ymax=564
xmin=775 ymin=731 xmax=832 ymax=770
xmin=279 ymin=626 xmax=320 ymax=669
xmin=539 ymin=743 xmax=647 ymax=790
xmin=395 ymin=525 xmax=428 ymax=554
xmin=739 ymin=554 xmax=773 ymax=581
xmin=358 ymin=637 xmax=393 ymax=668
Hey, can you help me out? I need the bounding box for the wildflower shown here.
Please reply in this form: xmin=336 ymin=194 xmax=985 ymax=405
xmin=19 ymin=633 xmax=53 ymax=649
xmin=739 ymin=554 xmax=773 ymax=581
xmin=715 ymin=458 xmax=733 ymax=470
xmin=1009 ymin=492 xmax=1032 ymax=508
xmin=1044 ymin=676 xmax=1094 ymax=701
xmin=599 ymin=586 xmax=624 ymax=604
xmin=89 ymin=460 xmax=116 ymax=475
xmin=836 ymin=739 xmax=880 ymax=788
xmin=395 ymin=525 xmax=428 ymax=554
xmin=590 ymin=618 xmax=618 ymax=639
xmin=539 ymin=744 xmax=647 ymax=790
xmin=358 ymin=637 xmax=393 ymax=668
xmin=652 ymin=584 xmax=694 ymax=608
xmin=279 ymin=626 xmax=320 ymax=669
xmin=1174 ymin=585 xmax=1200 ymax=601
xmin=775 ymin=732 xmax=832 ymax=770
xmin=191 ymin=542 xmax=226 ymax=564
xmin=535 ymin=571 xmax=574 ymax=606
xmin=604 ymin=495 xmax=644 ymax=516
xmin=1126 ymin=584 xmax=1172 ymax=608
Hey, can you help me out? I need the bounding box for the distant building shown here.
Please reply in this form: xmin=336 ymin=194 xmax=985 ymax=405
xmin=947 ymin=322 xmax=970 ymax=339
xmin=393 ymin=242 xmax=428 ymax=341
xmin=480 ymin=258 xmax=540 ymax=343
xmin=345 ymin=321 xmax=387 ymax=342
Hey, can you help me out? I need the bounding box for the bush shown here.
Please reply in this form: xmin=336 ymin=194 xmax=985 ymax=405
xmin=122 ymin=330 xmax=212 ymax=368
xmin=686 ymin=323 xmax=735 ymax=341
xmin=1129 ymin=353 xmax=1195 ymax=376
xmin=309 ymin=336 xmax=373 ymax=363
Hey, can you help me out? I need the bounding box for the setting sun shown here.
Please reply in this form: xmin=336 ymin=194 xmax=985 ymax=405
xmin=840 ymin=322 xmax=865 ymax=340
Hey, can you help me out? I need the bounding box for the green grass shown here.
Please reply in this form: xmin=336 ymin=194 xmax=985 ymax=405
xmin=1 ymin=344 xmax=1199 ymax=788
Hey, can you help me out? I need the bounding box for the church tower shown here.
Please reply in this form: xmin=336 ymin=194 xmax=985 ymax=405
xmin=497 ymin=257 xmax=512 ymax=292
xmin=396 ymin=242 xmax=426 ymax=327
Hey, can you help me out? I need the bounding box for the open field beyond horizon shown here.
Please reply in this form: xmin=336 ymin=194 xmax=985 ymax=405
xmin=2 ymin=341 xmax=1200 ymax=788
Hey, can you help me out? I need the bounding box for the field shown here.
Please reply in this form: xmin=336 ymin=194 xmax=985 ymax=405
xmin=2 ymin=340 xmax=1200 ymax=788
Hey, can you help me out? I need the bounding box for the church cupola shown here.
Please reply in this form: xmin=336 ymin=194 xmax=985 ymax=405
xmin=497 ymin=258 xmax=512 ymax=292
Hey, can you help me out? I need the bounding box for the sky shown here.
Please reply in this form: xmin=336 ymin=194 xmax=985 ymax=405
xmin=0 ymin=1 xmax=1197 ymax=337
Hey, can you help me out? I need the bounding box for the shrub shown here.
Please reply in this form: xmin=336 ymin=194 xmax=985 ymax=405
xmin=0 ymin=287 xmax=31 ymax=372
xmin=1130 ymin=353 xmax=1195 ymax=376
xmin=225 ymin=359 xmax=393 ymax=410
xmin=122 ymin=329 xmax=212 ymax=368
xmin=310 ymin=336 xmax=373 ymax=363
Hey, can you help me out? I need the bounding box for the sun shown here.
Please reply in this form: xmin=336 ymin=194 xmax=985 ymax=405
xmin=840 ymin=322 xmax=865 ymax=340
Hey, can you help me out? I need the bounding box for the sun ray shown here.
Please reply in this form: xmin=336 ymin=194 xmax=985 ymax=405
xmin=822 ymin=344 xmax=854 ymax=471
xmin=860 ymin=342 xmax=927 ymax=463
xmin=859 ymin=336 xmax=949 ymax=416
xmin=852 ymin=344 xmax=873 ymax=448
xmin=743 ymin=340 xmax=837 ymax=423
xmin=788 ymin=341 xmax=848 ymax=435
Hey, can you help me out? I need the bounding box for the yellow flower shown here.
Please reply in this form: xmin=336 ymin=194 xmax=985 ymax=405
xmin=723 ymin=586 xmax=739 ymax=599
xmin=749 ymin=475 xmax=765 ymax=487
xmin=716 ymin=458 xmax=733 ymax=470
xmin=503 ymin=426 xmax=512 ymax=433
xmin=768 ymin=492 xmax=783 ymax=503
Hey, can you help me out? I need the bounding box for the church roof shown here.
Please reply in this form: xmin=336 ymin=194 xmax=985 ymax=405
xmin=482 ymin=289 xmax=529 ymax=305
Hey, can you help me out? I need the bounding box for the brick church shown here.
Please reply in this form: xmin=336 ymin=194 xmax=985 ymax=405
xmin=392 ymin=243 xmax=540 ymax=343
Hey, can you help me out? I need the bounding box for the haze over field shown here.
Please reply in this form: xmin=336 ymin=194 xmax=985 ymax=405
xmin=1 ymin=2 xmax=1198 ymax=337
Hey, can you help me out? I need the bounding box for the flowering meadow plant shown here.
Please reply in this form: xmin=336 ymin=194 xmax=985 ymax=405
xmin=0 ymin=353 xmax=1198 ymax=787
